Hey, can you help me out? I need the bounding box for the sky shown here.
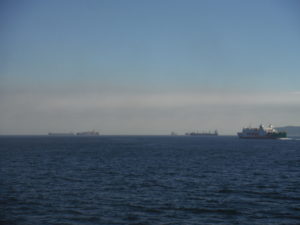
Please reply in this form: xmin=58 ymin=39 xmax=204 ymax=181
xmin=1 ymin=0 xmax=300 ymax=135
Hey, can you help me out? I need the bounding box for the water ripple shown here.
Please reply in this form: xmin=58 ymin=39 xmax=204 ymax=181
xmin=1 ymin=136 xmax=300 ymax=225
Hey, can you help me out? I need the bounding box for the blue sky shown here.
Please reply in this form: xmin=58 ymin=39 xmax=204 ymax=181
xmin=1 ymin=0 xmax=300 ymax=134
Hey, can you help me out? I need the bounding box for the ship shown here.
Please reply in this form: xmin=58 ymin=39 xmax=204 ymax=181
xmin=237 ymin=124 xmax=286 ymax=139
xmin=76 ymin=131 xmax=100 ymax=136
xmin=185 ymin=130 xmax=218 ymax=136
xmin=48 ymin=132 xmax=75 ymax=136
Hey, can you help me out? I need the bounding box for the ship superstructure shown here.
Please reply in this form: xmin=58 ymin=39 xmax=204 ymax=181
xmin=238 ymin=124 xmax=286 ymax=139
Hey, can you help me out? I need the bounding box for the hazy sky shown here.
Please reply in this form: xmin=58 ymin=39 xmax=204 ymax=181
xmin=1 ymin=0 xmax=300 ymax=134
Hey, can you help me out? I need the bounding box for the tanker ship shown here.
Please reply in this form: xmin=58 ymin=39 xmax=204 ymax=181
xmin=185 ymin=130 xmax=218 ymax=136
xmin=76 ymin=131 xmax=99 ymax=136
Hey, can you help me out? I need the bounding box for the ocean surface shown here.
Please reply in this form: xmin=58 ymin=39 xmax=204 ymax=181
xmin=1 ymin=136 xmax=299 ymax=225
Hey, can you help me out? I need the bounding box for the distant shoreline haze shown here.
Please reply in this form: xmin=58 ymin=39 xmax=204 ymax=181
xmin=276 ymin=126 xmax=300 ymax=136
xmin=0 ymin=126 xmax=299 ymax=137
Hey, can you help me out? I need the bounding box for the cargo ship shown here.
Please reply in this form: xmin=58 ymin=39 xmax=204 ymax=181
xmin=185 ymin=130 xmax=218 ymax=136
xmin=237 ymin=124 xmax=286 ymax=139
xmin=48 ymin=132 xmax=75 ymax=136
xmin=76 ymin=131 xmax=100 ymax=136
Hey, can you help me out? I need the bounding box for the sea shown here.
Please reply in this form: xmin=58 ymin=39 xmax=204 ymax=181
xmin=0 ymin=136 xmax=299 ymax=225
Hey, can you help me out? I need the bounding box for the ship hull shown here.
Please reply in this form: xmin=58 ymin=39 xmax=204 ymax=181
xmin=238 ymin=132 xmax=287 ymax=139
xmin=239 ymin=136 xmax=281 ymax=139
xmin=186 ymin=134 xmax=218 ymax=136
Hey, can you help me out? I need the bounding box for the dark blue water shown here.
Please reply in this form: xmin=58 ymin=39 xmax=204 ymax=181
xmin=1 ymin=136 xmax=300 ymax=225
